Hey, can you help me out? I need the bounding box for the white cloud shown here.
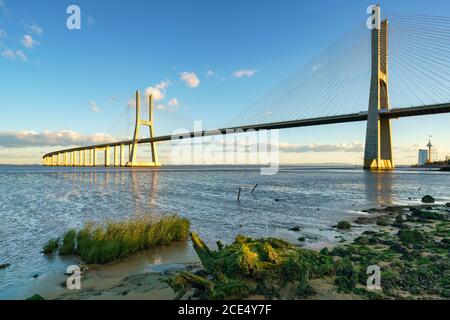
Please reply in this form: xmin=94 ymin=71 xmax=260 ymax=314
xmin=89 ymin=101 xmax=100 ymax=112
xmin=168 ymin=98 xmax=179 ymax=108
xmin=1 ymin=49 xmax=15 ymax=59
xmin=0 ymin=130 xmax=115 ymax=148
xmin=233 ymin=69 xmax=257 ymax=78
xmin=156 ymin=104 xmax=166 ymax=110
xmin=127 ymin=97 xmax=135 ymax=108
xmin=180 ymin=71 xmax=200 ymax=88
xmin=15 ymin=50 xmax=27 ymax=61
xmin=0 ymin=28 xmax=6 ymax=38
xmin=21 ymin=34 xmax=39 ymax=48
xmin=207 ymin=69 xmax=220 ymax=79
xmin=145 ymin=80 xmax=170 ymax=100
xmin=167 ymin=98 xmax=180 ymax=112
xmin=24 ymin=22 xmax=43 ymax=35
xmin=278 ymin=142 xmax=364 ymax=153
xmin=1 ymin=49 xmax=27 ymax=61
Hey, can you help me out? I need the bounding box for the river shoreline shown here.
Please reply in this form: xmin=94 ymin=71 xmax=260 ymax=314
xmin=22 ymin=201 xmax=450 ymax=300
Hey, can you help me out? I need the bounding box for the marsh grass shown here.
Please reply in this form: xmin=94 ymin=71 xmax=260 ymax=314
xmin=43 ymin=238 xmax=59 ymax=254
xmin=44 ymin=215 xmax=190 ymax=264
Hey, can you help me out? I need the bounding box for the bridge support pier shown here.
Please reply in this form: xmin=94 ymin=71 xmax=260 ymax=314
xmin=364 ymin=17 xmax=394 ymax=170
xmin=105 ymin=147 xmax=111 ymax=167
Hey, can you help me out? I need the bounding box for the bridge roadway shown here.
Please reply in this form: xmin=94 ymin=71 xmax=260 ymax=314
xmin=42 ymin=102 xmax=450 ymax=159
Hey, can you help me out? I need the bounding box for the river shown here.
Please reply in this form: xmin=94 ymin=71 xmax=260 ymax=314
xmin=1 ymin=165 xmax=449 ymax=299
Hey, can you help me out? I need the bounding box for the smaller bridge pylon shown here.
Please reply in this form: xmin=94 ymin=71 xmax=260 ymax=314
xmin=127 ymin=90 xmax=161 ymax=167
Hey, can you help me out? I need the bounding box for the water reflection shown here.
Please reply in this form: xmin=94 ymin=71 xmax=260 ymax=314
xmin=130 ymin=170 xmax=160 ymax=216
xmin=363 ymin=171 xmax=394 ymax=205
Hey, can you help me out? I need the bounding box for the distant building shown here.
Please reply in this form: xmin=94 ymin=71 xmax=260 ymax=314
xmin=418 ymin=149 xmax=428 ymax=165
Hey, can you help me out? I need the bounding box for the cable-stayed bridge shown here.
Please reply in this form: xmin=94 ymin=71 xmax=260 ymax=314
xmin=43 ymin=9 xmax=450 ymax=170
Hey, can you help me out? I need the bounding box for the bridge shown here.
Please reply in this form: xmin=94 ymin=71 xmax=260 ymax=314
xmin=43 ymin=7 xmax=450 ymax=170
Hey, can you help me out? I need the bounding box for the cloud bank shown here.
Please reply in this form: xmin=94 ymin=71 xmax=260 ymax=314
xmin=0 ymin=130 xmax=115 ymax=148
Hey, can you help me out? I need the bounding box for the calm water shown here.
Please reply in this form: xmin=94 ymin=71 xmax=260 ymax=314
xmin=1 ymin=165 xmax=450 ymax=298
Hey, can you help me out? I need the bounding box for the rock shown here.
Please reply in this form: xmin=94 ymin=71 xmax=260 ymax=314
xmin=289 ymin=226 xmax=302 ymax=232
xmin=376 ymin=217 xmax=390 ymax=226
xmin=27 ymin=294 xmax=45 ymax=300
xmin=0 ymin=263 xmax=11 ymax=269
xmin=336 ymin=221 xmax=352 ymax=230
xmin=354 ymin=216 xmax=375 ymax=225
xmin=392 ymin=222 xmax=409 ymax=230
xmin=398 ymin=230 xmax=427 ymax=245
xmin=446 ymin=203 xmax=450 ymax=208
xmin=395 ymin=215 xmax=406 ymax=224
xmin=411 ymin=210 xmax=444 ymax=220
xmin=422 ymin=195 xmax=435 ymax=204
xmin=32 ymin=274 xmax=39 ymax=279
xmin=297 ymin=237 xmax=306 ymax=242
xmin=354 ymin=236 xmax=370 ymax=245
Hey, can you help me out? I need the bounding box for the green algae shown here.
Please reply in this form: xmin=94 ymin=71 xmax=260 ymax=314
xmin=168 ymin=232 xmax=334 ymax=300
xmin=336 ymin=221 xmax=352 ymax=230
xmin=168 ymin=204 xmax=450 ymax=300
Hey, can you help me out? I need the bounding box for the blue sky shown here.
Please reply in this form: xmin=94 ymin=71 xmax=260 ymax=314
xmin=1 ymin=0 xmax=450 ymax=164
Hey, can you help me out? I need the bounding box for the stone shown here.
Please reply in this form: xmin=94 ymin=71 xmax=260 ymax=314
xmin=0 ymin=263 xmax=11 ymax=269
xmin=354 ymin=216 xmax=375 ymax=225
xmin=421 ymin=195 xmax=435 ymax=204
xmin=336 ymin=221 xmax=352 ymax=230
xmin=376 ymin=218 xmax=390 ymax=226
xmin=289 ymin=226 xmax=301 ymax=232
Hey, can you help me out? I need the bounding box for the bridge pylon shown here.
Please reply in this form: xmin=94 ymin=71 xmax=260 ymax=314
xmin=127 ymin=90 xmax=161 ymax=167
xmin=364 ymin=16 xmax=394 ymax=170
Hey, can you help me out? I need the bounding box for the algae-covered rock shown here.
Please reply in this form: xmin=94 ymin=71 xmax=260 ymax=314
xmin=411 ymin=210 xmax=444 ymax=221
xmin=376 ymin=217 xmax=390 ymax=226
xmin=422 ymin=195 xmax=435 ymax=204
xmin=169 ymin=232 xmax=335 ymax=299
xmin=398 ymin=229 xmax=427 ymax=245
xmin=27 ymin=294 xmax=45 ymax=300
xmin=336 ymin=221 xmax=352 ymax=230
xmin=335 ymin=257 xmax=358 ymax=292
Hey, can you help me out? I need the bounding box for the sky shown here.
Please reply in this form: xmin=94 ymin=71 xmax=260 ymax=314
xmin=1 ymin=0 xmax=450 ymax=165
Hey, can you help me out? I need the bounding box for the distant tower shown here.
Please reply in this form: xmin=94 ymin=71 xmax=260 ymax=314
xmin=364 ymin=6 xmax=394 ymax=170
xmin=427 ymin=139 xmax=433 ymax=164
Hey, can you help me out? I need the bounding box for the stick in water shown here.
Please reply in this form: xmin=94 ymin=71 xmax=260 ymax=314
xmin=237 ymin=187 xmax=242 ymax=201
xmin=251 ymin=184 xmax=258 ymax=194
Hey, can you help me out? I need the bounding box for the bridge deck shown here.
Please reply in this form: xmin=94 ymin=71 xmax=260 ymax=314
xmin=42 ymin=102 xmax=450 ymax=159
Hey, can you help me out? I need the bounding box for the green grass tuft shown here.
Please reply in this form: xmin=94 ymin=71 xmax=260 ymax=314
xmin=59 ymin=230 xmax=77 ymax=255
xmin=42 ymin=215 xmax=190 ymax=264
xmin=43 ymin=238 xmax=60 ymax=254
